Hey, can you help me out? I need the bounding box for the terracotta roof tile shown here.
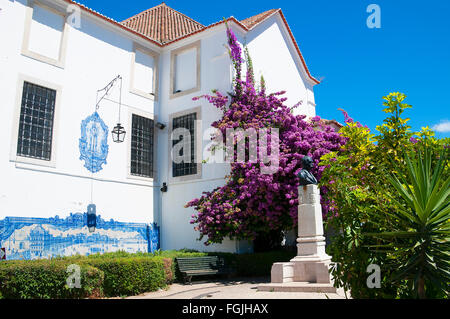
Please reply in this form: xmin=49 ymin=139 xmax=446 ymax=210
xmin=322 ymin=119 xmax=343 ymax=128
xmin=121 ymin=3 xmax=204 ymax=44
xmin=240 ymin=9 xmax=279 ymax=29
xmin=63 ymin=1 xmax=319 ymax=84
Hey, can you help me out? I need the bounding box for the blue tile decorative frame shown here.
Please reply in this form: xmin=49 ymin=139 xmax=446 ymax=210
xmin=79 ymin=112 xmax=109 ymax=173
xmin=0 ymin=213 xmax=159 ymax=260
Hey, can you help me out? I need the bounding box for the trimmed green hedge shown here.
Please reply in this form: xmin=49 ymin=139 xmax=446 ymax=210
xmin=161 ymin=249 xmax=296 ymax=280
xmin=156 ymin=249 xmax=208 ymax=282
xmin=0 ymin=259 xmax=103 ymax=299
xmin=231 ymin=251 xmax=296 ymax=276
xmin=200 ymin=250 xmax=296 ymax=277
xmin=62 ymin=250 xmax=200 ymax=286
xmin=85 ymin=256 xmax=169 ymax=297
xmin=0 ymin=249 xmax=296 ymax=298
xmin=0 ymin=255 xmax=172 ymax=299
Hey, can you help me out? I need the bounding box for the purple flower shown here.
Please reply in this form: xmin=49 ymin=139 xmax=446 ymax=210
xmin=185 ymin=24 xmax=347 ymax=245
xmin=226 ymin=27 xmax=243 ymax=64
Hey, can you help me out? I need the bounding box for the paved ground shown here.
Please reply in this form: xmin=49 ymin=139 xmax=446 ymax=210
xmin=126 ymin=277 xmax=348 ymax=299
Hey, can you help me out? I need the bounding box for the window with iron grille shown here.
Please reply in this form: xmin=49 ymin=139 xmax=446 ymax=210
xmin=16 ymin=81 xmax=56 ymax=161
xmin=172 ymin=112 xmax=197 ymax=177
xmin=131 ymin=114 xmax=154 ymax=178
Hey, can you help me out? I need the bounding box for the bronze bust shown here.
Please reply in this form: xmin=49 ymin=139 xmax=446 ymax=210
xmin=297 ymin=155 xmax=318 ymax=185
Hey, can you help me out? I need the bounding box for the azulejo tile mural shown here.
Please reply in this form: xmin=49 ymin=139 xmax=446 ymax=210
xmin=79 ymin=112 xmax=109 ymax=173
xmin=0 ymin=213 xmax=159 ymax=260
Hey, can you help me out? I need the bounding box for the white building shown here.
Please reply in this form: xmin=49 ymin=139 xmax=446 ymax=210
xmin=0 ymin=0 xmax=319 ymax=258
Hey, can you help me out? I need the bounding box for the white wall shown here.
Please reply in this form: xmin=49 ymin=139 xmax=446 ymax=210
xmin=28 ymin=2 xmax=64 ymax=60
xmin=243 ymin=16 xmax=317 ymax=118
xmin=133 ymin=49 xmax=155 ymax=94
xmin=156 ymin=18 xmax=317 ymax=252
xmin=157 ymin=26 xmax=242 ymax=253
xmin=0 ymin=0 xmax=158 ymax=224
xmin=0 ymin=0 xmax=317 ymax=254
xmin=174 ymin=48 xmax=197 ymax=92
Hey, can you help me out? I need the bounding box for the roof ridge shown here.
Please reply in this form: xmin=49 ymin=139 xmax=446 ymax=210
xmin=120 ymin=4 xmax=163 ymax=24
xmin=120 ymin=2 xmax=205 ymax=43
xmin=276 ymin=9 xmax=319 ymax=84
xmin=240 ymin=8 xmax=280 ymax=29
xmin=162 ymin=3 xmax=205 ymax=28
xmin=121 ymin=3 xmax=204 ymax=28
xmin=69 ymin=0 xmax=120 ymax=23
xmin=64 ymin=2 xmax=319 ymax=84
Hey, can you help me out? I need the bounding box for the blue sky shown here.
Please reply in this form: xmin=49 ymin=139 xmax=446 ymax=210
xmin=78 ymin=0 xmax=450 ymax=138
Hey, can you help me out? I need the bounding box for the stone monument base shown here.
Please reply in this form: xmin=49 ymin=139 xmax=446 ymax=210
xmin=257 ymin=258 xmax=336 ymax=293
xmin=258 ymin=282 xmax=336 ymax=293
xmin=258 ymin=184 xmax=335 ymax=293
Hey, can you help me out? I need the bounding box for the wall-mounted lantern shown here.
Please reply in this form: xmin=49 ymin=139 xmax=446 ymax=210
xmin=112 ymin=123 xmax=126 ymax=143
xmin=87 ymin=204 xmax=97 ymax=233
xmin=112 ymin=75 xmax=125 ymax=143
xmin=95 ymin=75 xmax=126 ymax=144
xmin=160 ymin=182 xmax=168 ymax=192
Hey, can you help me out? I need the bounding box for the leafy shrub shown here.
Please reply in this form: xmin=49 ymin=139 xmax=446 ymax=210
xmin=320 ymin=92 xmax=450 ymax=298
xmin=0 ymin=259 xmax=104 ymax=299
xmin=83 ymin=256 xmax=169 ymax=297
xmin=157 ymin=249 xmax=208 ymax=259
xmin=59 ymin=249 xmax=210 ymax=285
xmin=81 ymin=249 xmax=293 ymax=287
xmin=169 ymin=250 xmax=296 ymax=279
xmin=0 ymin=253 xmax=173 ymax=298
xmin=366 ymin=147 xmax=449 ymax=298
xmin=231 ymin=251 xmax=296 ymax=276
xmin=96 ymin=249 xmax=296 ymax=281
xmin=0 ymin=249 xmax=299 ymax=298
xmin=162 ymin=258 xmax=175 ymax=284
xmin=163 ymin=250 xmax=296 ymax=278
xmin=157 ymin=249 xmax=208 ymax=282
xmin=86 ymin=251 xmax=137 ymax=259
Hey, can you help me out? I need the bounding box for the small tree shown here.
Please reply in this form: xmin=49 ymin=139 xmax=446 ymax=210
xmin=320 ymin=93 xmax=450 ymax=298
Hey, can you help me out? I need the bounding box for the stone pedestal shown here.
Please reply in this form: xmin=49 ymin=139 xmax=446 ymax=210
xmin=258 ymin=185 xmax=335 ymax=293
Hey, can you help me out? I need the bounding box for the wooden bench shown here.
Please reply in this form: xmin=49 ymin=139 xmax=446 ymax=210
xmin=175 ymin=256 xmax=233 ymax=285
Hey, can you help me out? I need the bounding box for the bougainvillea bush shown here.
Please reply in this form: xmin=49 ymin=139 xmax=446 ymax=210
xmin=185 ymin=25 xmax=346 ymax=249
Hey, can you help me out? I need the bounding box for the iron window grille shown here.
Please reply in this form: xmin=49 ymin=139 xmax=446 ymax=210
xmin=131 ymin=114 xmax=154 ymax=178
xmin=172 ymin=112 xmax=197 ymax=177
xmin=16 ymin=81 xmax=56 ymax=161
